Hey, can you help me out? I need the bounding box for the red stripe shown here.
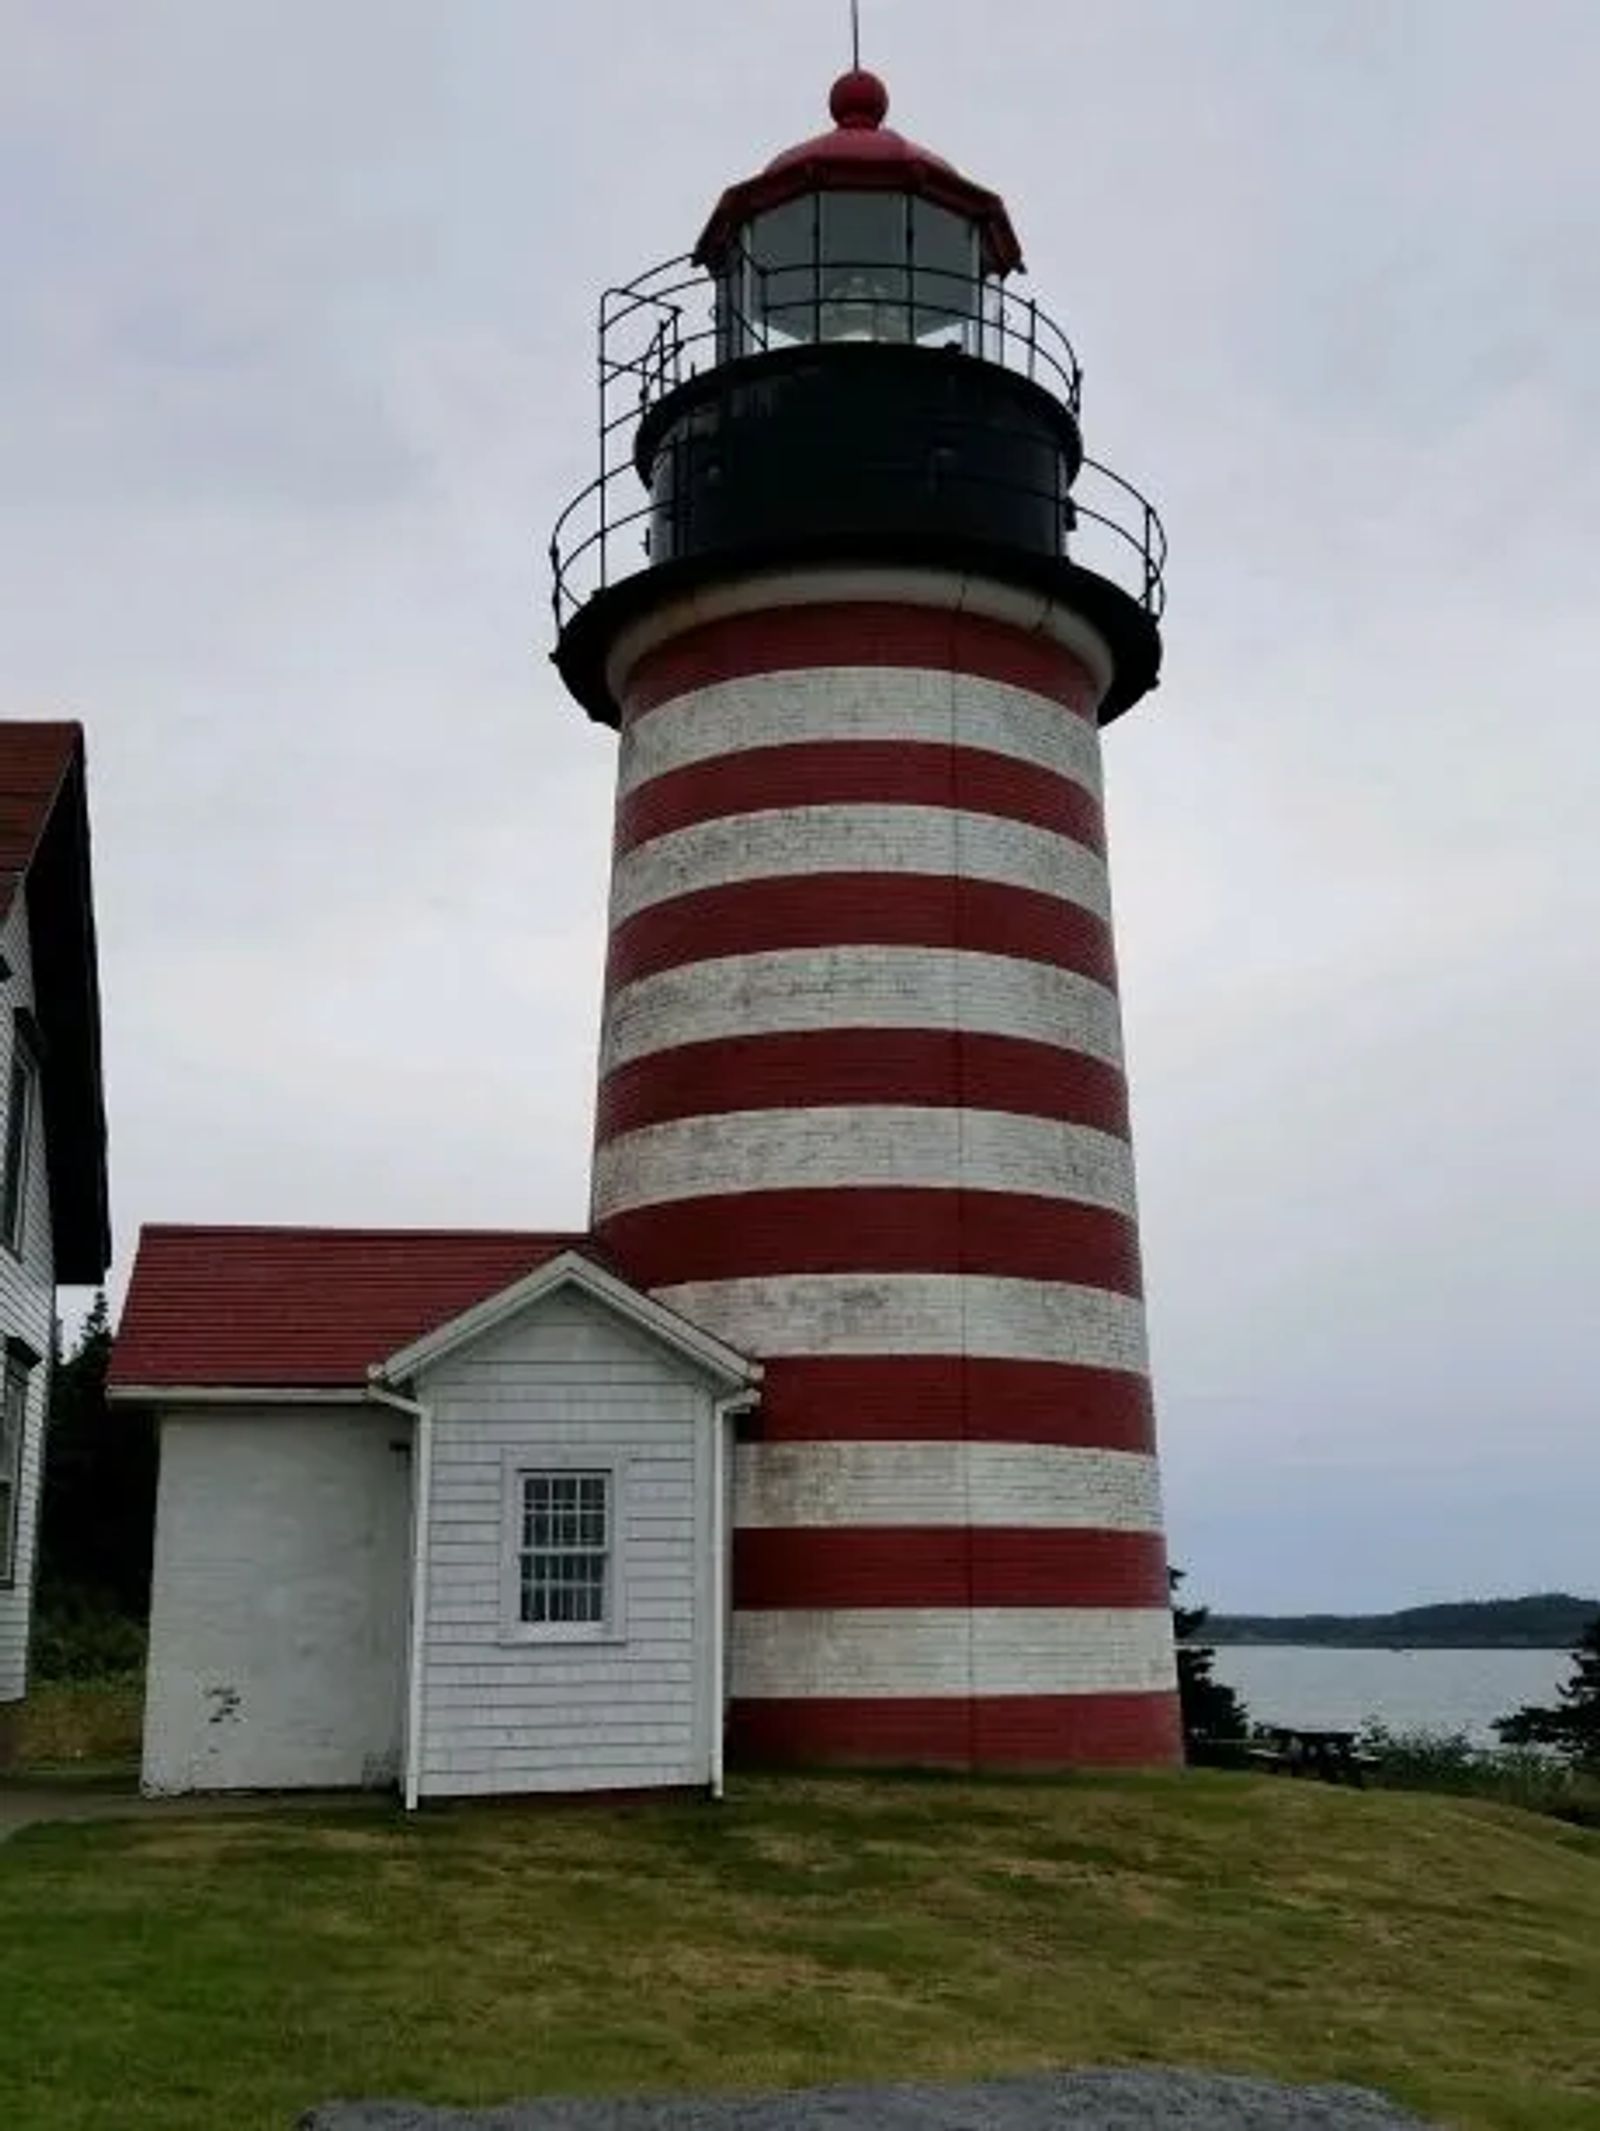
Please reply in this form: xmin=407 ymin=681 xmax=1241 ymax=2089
xmin=607 ymin=876 xmax=1119 ymax=992
xmin=729 ymin=1691 xmax=1183 ymax=1769
xmin=733 ymin=1528 xmax=1169 ymax=1610
xmin=601 ymin=1188 xmax=1143 ymax=1294
xmin=596 ymin=1032 xmax=1131 ymax=1144
xmin=618 ymin=742 xmax=1105 ymax=856
xmin=624 ymin=603 xmax=1100 ymax=719
xmin=752 ymin=1358 xmax=1155 ymax=1452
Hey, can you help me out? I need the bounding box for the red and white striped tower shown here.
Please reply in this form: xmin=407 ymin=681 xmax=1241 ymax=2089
xmin=552 ymin=71 xmax=1180 ymax=1768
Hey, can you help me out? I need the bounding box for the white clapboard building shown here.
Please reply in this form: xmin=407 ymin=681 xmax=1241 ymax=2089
xmin=0 ymin=723 xmax=111 ymax=1732
xmin=110 ymin=1233 xmax=759 ymax=1801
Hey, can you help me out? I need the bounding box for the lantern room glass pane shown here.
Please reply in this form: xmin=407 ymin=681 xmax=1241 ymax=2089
xmin=818 ymin=193 xmax=908 ymax=341
xmin=724 ymin=191 xmax=985 ymax=355
xmin=910 ymin=200 xmax=980 ymax=347
xmin=743 ymin=198 xmax=816 ymax=349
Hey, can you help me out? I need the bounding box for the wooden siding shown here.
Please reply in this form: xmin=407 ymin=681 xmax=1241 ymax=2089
xmin=415 ymin=1286 xmax=718 ymax=1797
xmin=0 ymin=887 xmax=58 ymax=1704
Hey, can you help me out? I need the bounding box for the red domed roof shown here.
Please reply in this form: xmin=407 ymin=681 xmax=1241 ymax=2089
xmin=824 ymin=69 xmax=893 ymax=133
xmin=694 ymin=74 xmax=1023 ymax=276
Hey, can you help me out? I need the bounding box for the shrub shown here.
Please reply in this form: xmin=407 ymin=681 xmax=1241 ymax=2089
xmin=1359 ymin=1721 xmax=1600 ymax=1827
xmin=30 ymin=1591 xmax=147 ymax=1682
xmin=1494 ymin=1611 xmax=1600 ymax=1771
xmin=1170 ymin=1569 xmax=1249 ymax=1756
xmin=1358 ymin=1723 xmax=1480 ymax=1789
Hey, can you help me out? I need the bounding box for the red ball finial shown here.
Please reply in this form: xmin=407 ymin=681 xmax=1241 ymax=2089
xmin=829 ymin=69 xmax=889 ymax=130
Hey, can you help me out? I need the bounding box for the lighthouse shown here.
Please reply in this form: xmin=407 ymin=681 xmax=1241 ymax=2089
xmin=552 ymin=71 xmax=1181 ymax=1769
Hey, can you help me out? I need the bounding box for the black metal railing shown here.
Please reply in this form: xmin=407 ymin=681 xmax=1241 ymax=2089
xmin=550 ymin=250 xmax=1166 ymax=631
xmin=599 ymin=249 xmax=1084 ymax=420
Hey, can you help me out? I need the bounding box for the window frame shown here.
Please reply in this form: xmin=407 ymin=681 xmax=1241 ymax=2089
xmin=498 ymin=1451 xmax=627 ymax=1646
xmin=0 ymin=1354 xmax=32 ymax=1589
xmin=1 ymin=1023 xmax=39 ymax=1259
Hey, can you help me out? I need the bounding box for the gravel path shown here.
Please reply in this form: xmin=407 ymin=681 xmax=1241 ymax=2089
xmin=302 ymin=2070 xmax=1439 ymax=2131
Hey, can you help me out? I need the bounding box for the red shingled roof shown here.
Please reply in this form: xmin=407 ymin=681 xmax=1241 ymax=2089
xmin=110 ymin=1225 xmax=609 ymax=1390
xmin=0 ymin=722 xmax=80 ymax=921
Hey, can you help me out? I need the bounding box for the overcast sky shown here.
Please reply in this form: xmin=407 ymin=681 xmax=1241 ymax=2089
xmin=3 ymin=1 xmax=1596 ymax=1612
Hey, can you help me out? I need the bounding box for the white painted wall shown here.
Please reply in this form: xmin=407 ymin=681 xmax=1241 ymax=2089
xmin=616 ymin=665 xmax=1105 ymax=801
xmin=653 ymin=1272 xmax=1149 ymax=1371
xmin=734 ymin=1607 xmax=1177 ymax=1699
xmin=415 ymin=1285 xmax=720 ymax=1798
xmin=608 ymin=805 xmax=1113 ymax=926
xmin=735 ymin=1441 xmax=1165 ymax=1532
xmin=141 ymin=1407 xmax=411 ymax=1794
xmin=0 ymin=887 xmax=58 ymax=1706
xmin=594 ymin=1108 xmax=1138 ymax=1221
xmin=601 ymin=948 xmax=1126 ymax=1076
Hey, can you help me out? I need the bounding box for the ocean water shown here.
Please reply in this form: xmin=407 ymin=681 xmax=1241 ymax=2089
xmin=1206 ymin=1644 xmax=1573 ymax=1745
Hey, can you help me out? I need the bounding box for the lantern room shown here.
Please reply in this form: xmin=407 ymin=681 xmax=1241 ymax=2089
xmin=696 ymin=69 xmax=1023 ymax=359
xmin=550 ymin=73 xmax=1166 ymax=728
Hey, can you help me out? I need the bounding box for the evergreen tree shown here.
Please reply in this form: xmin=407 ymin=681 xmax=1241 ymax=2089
xmin=38 ymin=1293 xmax=156 ymax=1619
xmin=1494 ymin=1612 xmax=1600 ymax=1769
xmin=1171 ymin=1568 xmax=1249 ymax=1752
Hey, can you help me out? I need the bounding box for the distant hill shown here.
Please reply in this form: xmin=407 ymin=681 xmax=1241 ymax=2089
xmin=1200 ymin=1592 xmax=1600 ymax=1650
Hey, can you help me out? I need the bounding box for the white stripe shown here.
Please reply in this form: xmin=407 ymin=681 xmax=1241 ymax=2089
xmin=654 ymin=1273 xmax=1149 ymax=1374
xmin=606 ymin=564 xmax=1116 ymax=709
xmin=593 ymin=1107 xmax=1137 ymax=1220
xmin=735 ymin=1442 xmax=1164 ymax=1534
xmin=601 ymin=947 xmax=1125 ymax=1075
xmin=618 ymin=667 xmax=1104 ymax=802
xmin=732 ymin=1607 xmax=1177 ymax=1700
xmin=610 ymin=804 xmax=1111 ymax=925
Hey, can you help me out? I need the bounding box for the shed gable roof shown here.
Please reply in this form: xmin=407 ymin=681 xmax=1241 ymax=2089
xmin=109 ymin=1225 xmax=610 ymax=1391
xmin=378 ymin=1249 xmax=759 ymax=1393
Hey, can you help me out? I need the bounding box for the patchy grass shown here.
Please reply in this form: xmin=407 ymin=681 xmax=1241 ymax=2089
xmin=0 ymin=1772 xmax=1597 ymax=2130
xmin=3 ymin=1673 xmax=142 ymax=1776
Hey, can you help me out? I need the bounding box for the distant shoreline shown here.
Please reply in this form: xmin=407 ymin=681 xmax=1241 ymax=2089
xmin=1197 ymin=1639 xmax=1577 ymax=1652
xmin=1194 ymin=1594 xmax=1597 ymax=1652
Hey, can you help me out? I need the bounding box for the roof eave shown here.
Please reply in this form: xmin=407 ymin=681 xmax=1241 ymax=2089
xmin=694 ymin=166 xmax=1023 ymax=277
xmin=24 ymin=736 xmax=111 ymax=1283
xmin=107 ymin=1384 xmax=372 ymax=1408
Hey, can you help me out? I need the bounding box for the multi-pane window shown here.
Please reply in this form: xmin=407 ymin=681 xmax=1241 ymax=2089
xmin=726 ymin=192 xmax=985 ymax=358
xmin=0 ymin=1359 xmax=28 ymax=1587
xmin=1 ymin=1043 xmax=36 ymax=1255
xmin=518 ymin=1471 xmax=611 ymax=1628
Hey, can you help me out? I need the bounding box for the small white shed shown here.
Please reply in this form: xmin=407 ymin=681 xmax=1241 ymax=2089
xmin=112 ymin=1236 xmax=760 ymax=1803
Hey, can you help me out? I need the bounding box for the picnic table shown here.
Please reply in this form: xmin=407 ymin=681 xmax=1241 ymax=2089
xmin=1246 ymin=1726 xmax=1375 ymax=1785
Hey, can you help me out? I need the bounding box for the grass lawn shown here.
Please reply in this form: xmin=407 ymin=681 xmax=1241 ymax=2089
xmin=1 ymin=1774 xmax=1597 ymax=2131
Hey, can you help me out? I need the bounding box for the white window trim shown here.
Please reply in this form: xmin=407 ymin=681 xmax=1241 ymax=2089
xmin=0 ymin=1357 xmax=29 ymax=1589
xmin=497 ymin=1449 xmax=629 ymax=1647
xmin=1 ymin=1037 xmax=38 ymax=1259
